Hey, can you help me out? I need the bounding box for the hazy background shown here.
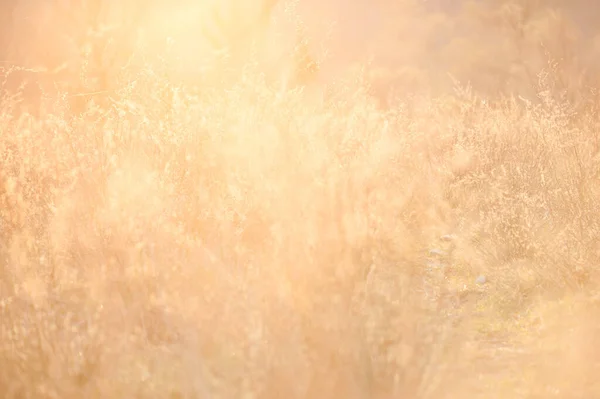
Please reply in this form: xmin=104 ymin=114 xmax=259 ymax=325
xmin=292 ymin=0 xmax=600 ymax=102
xmin=3 ymin=0 xmax=600 ymax=103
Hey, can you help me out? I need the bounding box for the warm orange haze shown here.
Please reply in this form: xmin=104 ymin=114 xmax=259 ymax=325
xmin=1 ymin=0 xmax=600 ymax=398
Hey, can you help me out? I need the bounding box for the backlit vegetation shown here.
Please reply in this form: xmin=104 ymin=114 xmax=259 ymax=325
xmin=1 ymin=0 xmax=600 ymax=398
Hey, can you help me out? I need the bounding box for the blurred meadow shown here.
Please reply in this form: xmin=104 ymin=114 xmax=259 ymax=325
xmin=1 ymin=0 xmax=600 ymax=398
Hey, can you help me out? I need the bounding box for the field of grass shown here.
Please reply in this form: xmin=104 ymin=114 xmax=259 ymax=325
xmin=2 ymin=1 xmax=600 ymax=398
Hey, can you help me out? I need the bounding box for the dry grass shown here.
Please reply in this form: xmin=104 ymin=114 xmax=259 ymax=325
xmin=1 ymin=1 xmax=600 ymax=398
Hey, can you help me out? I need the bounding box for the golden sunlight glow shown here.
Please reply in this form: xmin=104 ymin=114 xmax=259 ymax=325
xmin=1 ymin=1 xmax=600 ymax=398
